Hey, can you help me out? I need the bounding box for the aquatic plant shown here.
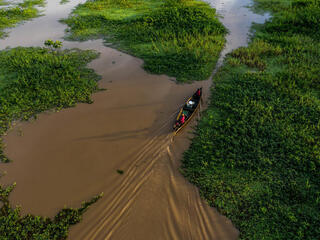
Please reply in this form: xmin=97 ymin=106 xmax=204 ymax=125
xmin=62 ymin=0 xmax=226 ymax=82
xmin=0 ymin=180 xmax=102 ymax=239
xmin=0 ymin=46 xmax=101 ymax=162
xmin=181 ymin=0 xmax=320 ymax=239
xmin=0 ymin=0 xmax=45 ymax=38
xmin=0 ymin=45 xmax=102 ymax=238
xmin=44 ymin=39 xmax=63 ymax=51
xmin=117 ymin=169 xmax=124 ymax=175
xmin=60 ymin=0 xmax=70 ymax=5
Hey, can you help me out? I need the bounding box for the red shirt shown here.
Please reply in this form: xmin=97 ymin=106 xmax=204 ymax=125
xmin=196 ymin=89 xmax=201 ymax=96
xmin=180 ymin=115 xmax=185 ymax=124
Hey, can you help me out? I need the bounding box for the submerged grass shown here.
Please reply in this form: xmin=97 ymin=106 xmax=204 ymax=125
xmin=0 ymin=0 xmax=45 ymax=38
xmin=62 ymin=0 xmax=226 ymax=82
xmin=181 ymin=0 xmax=320 ymax=239
xmin=0 ymin=45 xmax=102 ymax=238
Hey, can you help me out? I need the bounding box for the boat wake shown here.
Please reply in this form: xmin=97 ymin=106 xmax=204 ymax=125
xmin=74 ymin=114 xmax=176 ymax=239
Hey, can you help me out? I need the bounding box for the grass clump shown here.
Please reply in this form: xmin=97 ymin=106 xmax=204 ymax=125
xmin=181 ymin=0 xmax=320 ymax=239
xmin=0 ymin=0 xmax=45 ymax=38
xmin=62 ymin=0 xmax=226 ymax=82
xmin=0 ymin=45 xmax=101 ymax=162
xmin=116 ymin=169 xmax=124 ymax=175
xmin=0 ymin=181 xmax=102 ymax=239
xmin=230 ymin=39 xmax=282 ymax=71
xmin=60 ymin=0 xmax=70 ymax=4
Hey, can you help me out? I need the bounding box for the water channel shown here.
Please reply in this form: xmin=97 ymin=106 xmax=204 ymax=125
xmin=0 ymin=0 xmax=269 ymax=239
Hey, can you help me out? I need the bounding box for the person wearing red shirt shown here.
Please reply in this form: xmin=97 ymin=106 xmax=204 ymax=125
xmin=180 ymin=113 xmax=186 ymax=125
xmin=193 ymin=88 xmax=201 ymax=100
xmin=196 ymin=89 xmax=201 ymax=97
xmin=175 ymin=113 xmax=186 ymax=129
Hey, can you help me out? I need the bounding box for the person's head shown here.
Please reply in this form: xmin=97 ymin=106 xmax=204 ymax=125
xmin=182 ymin=114 xmax=185 ymax=117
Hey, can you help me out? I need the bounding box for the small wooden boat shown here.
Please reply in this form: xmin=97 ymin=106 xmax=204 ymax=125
xmin=173 ymin=88 xmax=202 ymax=134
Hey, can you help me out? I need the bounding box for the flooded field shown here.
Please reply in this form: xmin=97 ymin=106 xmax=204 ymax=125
xmin=0 ymin=0 xmax=268 ymax=239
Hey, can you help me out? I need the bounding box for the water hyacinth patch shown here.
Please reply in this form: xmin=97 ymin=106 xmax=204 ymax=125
xmin=62 ymin=0 xmax=227 ymax=82
xmin=0 ymin=44 xmax=102 ymax=238
xmin=0 ymin=46 xmax=101 ymax=161
xmin=181 ymin=0 xmax=320 ymax=239
xmin=0 ymin=0 xmax=45 ymax=38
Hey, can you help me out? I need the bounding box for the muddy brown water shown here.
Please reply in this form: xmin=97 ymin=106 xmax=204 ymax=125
xmin=0 ymin=0 xmax=268 ymax=239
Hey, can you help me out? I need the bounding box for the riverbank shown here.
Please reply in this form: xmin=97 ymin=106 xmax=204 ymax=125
xmin=62 ymin=0 xmax=226 ymax=82
xmin=181 ymin=0 xmax=320 ymax=239
xmin=0 ymin=0 xmax=45 ymax=38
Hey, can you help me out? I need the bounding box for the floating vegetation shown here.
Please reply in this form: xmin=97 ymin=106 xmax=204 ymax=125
xmin=0 ymin=0 xmax=45 ymax=38
xmin=181 ymin=0 xmax=320 ymax=239
xmin=62 ymin=0 xmax=227 ymax=82
xmin=0 ymin=180 xmax=103 ymax=239
xmin=60 ymin=0 xmax=70 ymax=5
xmin=0 ymin=43 xmax=101 ymax=162
xmin=117 ymin=169 xmax=124 ymax=175
xmin=0 ymin=43 xmax=102 ymax=238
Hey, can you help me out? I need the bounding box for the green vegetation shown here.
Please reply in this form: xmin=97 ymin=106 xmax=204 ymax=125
xmin=0 ymin=44 xmax=101 ymax=162
xmin=0 ymin=44 xmax=102 ymax=238
xmin=62 ymin=0 xmax=226 ymax=81
xmin=0 ymin=0 xmax=45 ymax=38
xmin=60 ymin=0 xmax=70 ymax=5
xmin=0 ymin=181 xmax=102 ymax=240
xmin=117 ymin=169 xmax=124 ymax=175
xmin=44 ymin=39 xmax=63 ymax=50
xmin=181 ymin=0 xmax=320 ymax=239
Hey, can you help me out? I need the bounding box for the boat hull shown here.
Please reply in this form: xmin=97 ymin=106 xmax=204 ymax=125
xmin=173 ymin=88 xmax=202 ymax=134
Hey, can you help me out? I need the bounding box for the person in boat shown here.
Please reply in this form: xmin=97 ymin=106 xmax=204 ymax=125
xmin=180 ymin=113 xmax=186 ymax=125
xmin=193 ymin=88 xmax=201 ymax=100
xmin=175 ymin=113 xmax=186 ymax=128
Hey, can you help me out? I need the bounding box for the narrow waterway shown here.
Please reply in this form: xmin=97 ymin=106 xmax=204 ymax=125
xmin=0 ymin=0 xmax=269 ymax=239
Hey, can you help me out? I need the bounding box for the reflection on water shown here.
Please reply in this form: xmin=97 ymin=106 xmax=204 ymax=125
xmin=0 ymin=0 xmax=269 ymax=54
xmin=0 ymin=0 xmax=87 ymax=49
xmin=207 ymin=0 xmax=270 ymax=68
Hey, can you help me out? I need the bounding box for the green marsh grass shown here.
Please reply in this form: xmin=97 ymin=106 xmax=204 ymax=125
xmin=181 ymin=0 xmax=320 ymax=239
xmin=60 ymin=0 xmax=70 ymax=4
xmin=0 ymin=46 xmax=100 ymax=161
xmin=0 ymin=0 xmax=45 ymax=38
xmin=0 ymin=181 xmax=103 ymax=239
xmin=0 ymin=45 xmax=102 ymax=238
xmin=62 ymin=0 xmax=227 ymax=82
xmin=117 ymin=169 xmax=124 ymax=174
